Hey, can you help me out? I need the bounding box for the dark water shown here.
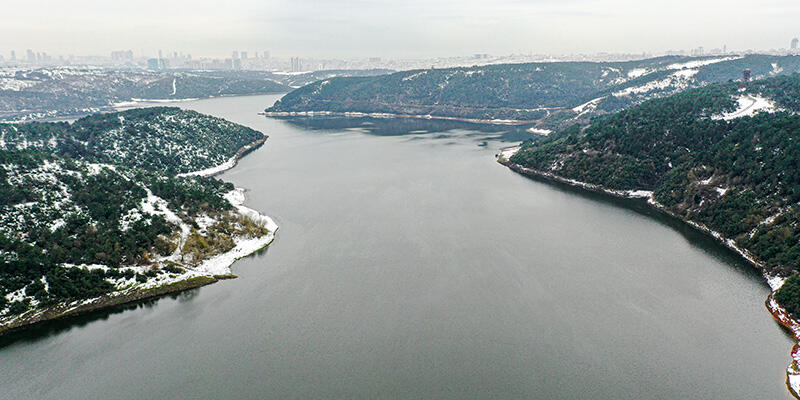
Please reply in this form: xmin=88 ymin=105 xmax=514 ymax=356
xmin=1 ymin=95 xmax=794 ymax=399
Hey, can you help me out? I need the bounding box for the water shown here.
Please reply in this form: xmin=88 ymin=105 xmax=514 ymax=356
xmin=0 ymin=95 xmax=794 ymax=399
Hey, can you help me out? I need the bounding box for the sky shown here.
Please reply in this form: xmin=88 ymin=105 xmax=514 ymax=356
xmin=2 ymin=0 xmax=800 ymax=59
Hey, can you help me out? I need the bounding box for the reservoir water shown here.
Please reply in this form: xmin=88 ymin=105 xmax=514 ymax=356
xmin=0 ymin=94 xmax=794 ymax=399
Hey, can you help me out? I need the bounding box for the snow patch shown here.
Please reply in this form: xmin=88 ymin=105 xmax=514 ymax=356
xmin=527 ymin=128 xmax=552 ymax=136
xmin=497 ymin=146 xmax=521 ymax=161
xmin=713 ymin=95 xmax=777 ymax=120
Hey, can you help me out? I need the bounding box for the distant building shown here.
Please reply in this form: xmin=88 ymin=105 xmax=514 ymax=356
xmin=263 ymin=51 xmax=270 ymax=59
xmin=111 ymin=50 xmax=134 ymax=62
xmin=232 ymin=58 xmax=242 ymax=70
xmin=792 ymin=38 xmax=799 ymax=51
xmin=241 ymin=51 xmax=248 ymax=59
xmin=291 ymin=57 xmax=303 ymax=72
xmin=743 ymin=68 xmax=752 ymax=82
xmin=9 ymin=50 xmax=15 ymax=61
xmin=232 ymin=51 xmax=239 ymax=60
xmin=26 ymin=49 xmax=35 ymax=62
xmin=147 ymin=58 xmax=160 ymax=70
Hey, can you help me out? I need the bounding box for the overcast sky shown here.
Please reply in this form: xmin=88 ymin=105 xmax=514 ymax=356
xmin=2 ymin=0 xmax=799 ymax=58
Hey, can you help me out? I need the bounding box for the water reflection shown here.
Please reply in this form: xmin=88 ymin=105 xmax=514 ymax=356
xmin=272 ymin=115 xmax=534 ymax=142
xmin=0 ymin=287 xmax=205 ymax=348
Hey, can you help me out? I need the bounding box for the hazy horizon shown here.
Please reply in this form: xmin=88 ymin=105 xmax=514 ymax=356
xmin=2 ymin=0 xmax=799 ymax=59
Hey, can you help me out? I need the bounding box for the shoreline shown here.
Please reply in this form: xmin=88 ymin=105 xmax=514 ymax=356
xmin=0 ymin=136 xmax=278 ymax=337
xmin=496 ymin=146 xmax=800 ymax=399
xmin=261 ymin=110 xmax=539 ymax=126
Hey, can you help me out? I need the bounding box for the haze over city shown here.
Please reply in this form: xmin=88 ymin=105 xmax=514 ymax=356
xmin=2 ymin=0 xmax=800 ymax=58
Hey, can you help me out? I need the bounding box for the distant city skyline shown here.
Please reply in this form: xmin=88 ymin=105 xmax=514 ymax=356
xmin=2 ymin=0 xmax=800 ymax=59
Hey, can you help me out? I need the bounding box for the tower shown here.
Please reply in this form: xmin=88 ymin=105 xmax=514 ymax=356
xmin=792 ymin=38 xmax=799 ymax=51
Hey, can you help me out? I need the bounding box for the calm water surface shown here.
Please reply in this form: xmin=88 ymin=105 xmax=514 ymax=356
xmin=0 ymin=95 xmax=794 ymax=399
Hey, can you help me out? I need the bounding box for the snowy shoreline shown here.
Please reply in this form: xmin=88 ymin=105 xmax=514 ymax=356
xmin=0 ymin=138 xmax=277 ymax=336
xmin=497 ymin=146 xmax=800 ymax=399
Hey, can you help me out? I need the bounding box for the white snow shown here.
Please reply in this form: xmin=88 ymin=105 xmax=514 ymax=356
xmin=572 ymin=97 xmax=605 ymax=115
xmin=666 ymin=56 xmax=741 ymax=70
xmin=627 ymin=68 xmax=650 ymax=78
xmin=0 ymin=78 xmax=36 ymax=91
xmin=402 ymin=71 xmax=428 ymax=82
xmin=186 ymin=188 xmax=278 ymax=275
xmin=767 ymin=275 xmax=788 ymax=291
xmin=170 ymin=78 xmax=177 ymax=95
xmin=625 ymin=190 xmax=654 ymax=199
xmin=672 ymin=69 xmax=699 ymax=79
xmin=613 ymin=78 xmax=674 ymax=97
xmin=49 ymin=219 xmax=66 ymax=232
xmin=714 ymin=187 xmax=729 ymax=196
xmin=713 ymin=95 xmax=777 ymax=120
xmin=527 ymin=128 xmax=552 ymax=136
xmin=177 ymin=156 xmax=236 ymax=177
xmin=497 ymin=146 xmax=521 ymax=161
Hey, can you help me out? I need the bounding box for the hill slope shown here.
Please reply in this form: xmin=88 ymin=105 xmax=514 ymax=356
xmin=0 ymin=108 xmax=275 ymax=331
xmin=506 ymin=73 xmax=800 ymax=305
xmin=0 ymin=67 xmax=394 ymax=122
xmin=266 ymin=55 xmax=800 ymax=126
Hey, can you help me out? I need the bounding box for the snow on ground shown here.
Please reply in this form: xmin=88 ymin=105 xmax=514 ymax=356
xmin=789 ymin=374 xmax=800 ymax=399
xmin=767 ymin=275 xmax=788 ymax=291
xmin=614 ymin=78 xmax=674 ymax=97
xmin=666 ymin=56 xmax=742 ymax=70
xmin=497 ymin=146 xmax=521 ymax=161
xmin=141 ymin=189 xmax=188 ymax=237
xmin=627 ymin=68 xmax=650 ymax=78
xmin=673 ymin=69 xmax=699 ymax=79
xmin=180 ymin=188 xmax=279 ymax=275
xmin=0 ymin=78 xmax=36 ymax=91
xmin=625 ymin=190 xmax=654 ymax=199
xmin=402 ymin=71 xmax=428 ymax=81
xmin=527 ymin=128 xmax=552 ymax=136
xmin=170 ymin=78 xmax=177 ymax=95
xmin=177 ymin=155 xmax=236 ymax=177
xmin=572 ymin=97 xmax=605 ymax=115
xmin=713 ymin=95 xmax=777 ymax=120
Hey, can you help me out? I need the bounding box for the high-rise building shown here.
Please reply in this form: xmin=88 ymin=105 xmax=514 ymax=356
xmin=241 ymin=51 xmax=248 ymax=59
xmin=232 ymin=51 xmax=239 ymax=60
xmin=263 ymin=51 xmax=270 ymax=59
xmin=792 ymin=38 xmax=799 ymax=51
xmin=147 ymin=58 xmax=160 ymax=70
xmin=9 ymin=50 xmax=15 ymax=61
xmin=26 ymin=49 xmax=35 ymax=62
xmin=291 ymin=57 xmax=302 ymax=72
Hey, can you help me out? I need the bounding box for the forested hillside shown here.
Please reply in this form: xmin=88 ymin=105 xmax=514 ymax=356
xmin=506 ymin=73 xmax=800 ymax=315
xmin=0 ymin=108 xmax=272 ymax=325
xmin=0 ymin=67 xmax=395 ymax=122
xmin=0 ymin=107 xmax=264 ymax=174
xmin=266 ymin=55 xmax=800 ymax=126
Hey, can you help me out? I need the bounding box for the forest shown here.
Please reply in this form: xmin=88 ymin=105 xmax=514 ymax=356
xmin=267 ymin=55 xmax=800 ymax=123
xmin=0 ymin=108 xmax=267 ymax=318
